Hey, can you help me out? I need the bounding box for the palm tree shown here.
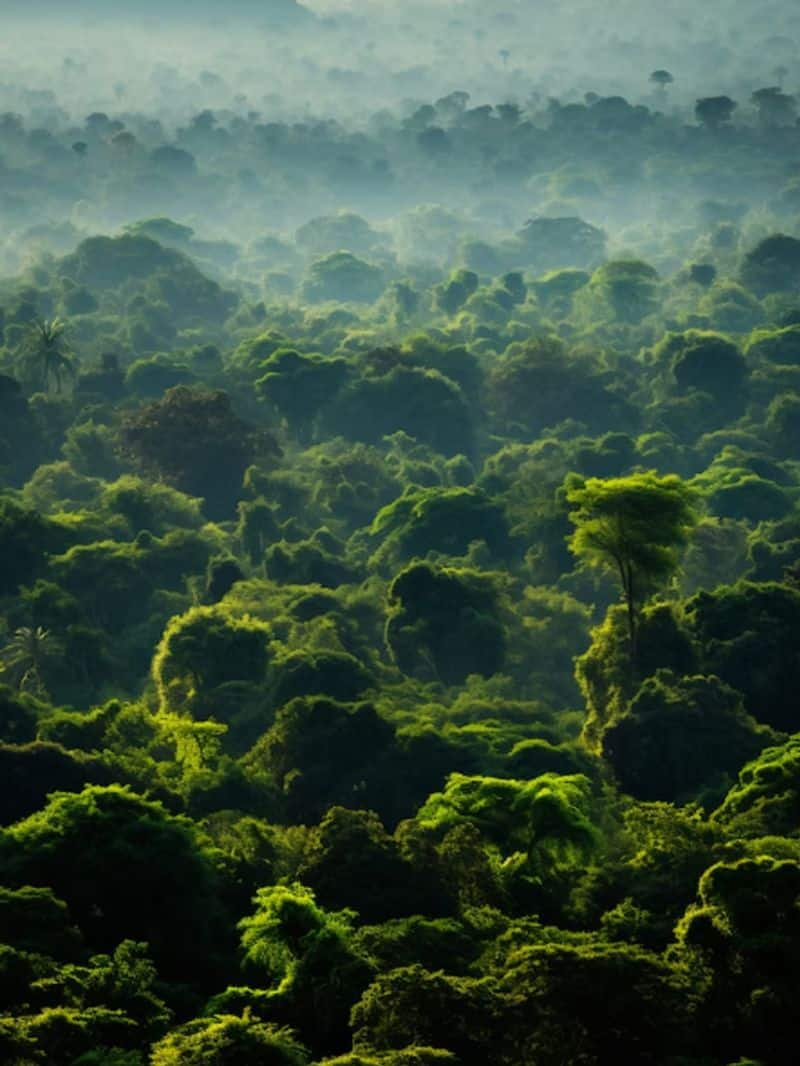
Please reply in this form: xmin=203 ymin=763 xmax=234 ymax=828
xmin=22 ymin=318 xmax=77 ymax=393
xmin=0 ymin=626 xmax=58 ymax=699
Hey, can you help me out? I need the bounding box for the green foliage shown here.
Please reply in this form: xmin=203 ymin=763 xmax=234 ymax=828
xmin=3 ymin=60 xmax=800 ymax=1066
xmin=350 ymin=966 xmax=503 ymax=1064
xmin=321 ymin=367 xmax=474 ymax=458
xmin=712 ymin=737 xmax=800 ymax=836
xmin=746 ymin=324 xmax=800 ymax=365
xmin=386 ymin=563 xmax=506 ymax=685
xmin=369 ymin=487 xmax=513 ymax=570
xmin=741 ymin=234 xmax=800 ymax=296
xmin=151 ymin=1016 xmax=309 ymax=1065
xmin=121 ymin=386 xmax=280 ymax=519
xmin=239 ymin=883 xmax=355 ymax=986
xmin=576 ymin=602 xmax=695 ymax=751
xmin=0 ymin=497 xmax=58 ymax=595
xmin=684 ymin=581 xmax=800 ymax=731
xmin=238 ymin=883 xmax=373 ymax=1053
xmin=153 ymin=606 xmax=270 ymax=714
xmin=0 ymin=885 xmax=82 ymax=958
xmin=583 ymin=259 xmax=659 ymax=324
xmin=416 ymin=771 xmax=596 ymax=857
xmin=298 ymin=808 xmax=421 ymax=923
xmin=19 ymin=317 xmax=77 ymax=394
xmin=488 ymin=335 xmax=630 ymax=437
xmin=434 ymin=270 xmax=479 ymax=316
xmin=0 ymin=785 xmax=226 ymax=980
xmin=667 ymin=331 xmax=748 ymax=401
xmin=244 ymin=697 xmax=396 ymax=823
xmin=302 ymin=253 xmax=385 ymax=304
xmin=601 ymin=671 xmax=777 ymax=803
xmin=676 ymin=856 xmax=800 ymax=1063
xmin=318 ymin=1051 xmax=458 ymax=1065
xmin=0 ymin=740 xmax=114 ymax=825
xmin=256 ymin=350 xmax=349 ymax=442
xmin=567 ymin=472 xmax=698 ymax=653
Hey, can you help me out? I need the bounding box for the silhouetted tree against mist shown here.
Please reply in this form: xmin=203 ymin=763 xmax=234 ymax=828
xmin=649 ymin=69 xmax=674 ymax=91
xmin=751 ymin=86 xmax=797 ymax=126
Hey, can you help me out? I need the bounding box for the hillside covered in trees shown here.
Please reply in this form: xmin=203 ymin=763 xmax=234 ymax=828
xmin=2 ymin=2 xmax=800 ymax=1064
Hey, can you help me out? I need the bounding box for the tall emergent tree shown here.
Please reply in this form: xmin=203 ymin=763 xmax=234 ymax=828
xmin=566 ymin=473 xmax=697 ymax=658
xmin=21 ymin=318 xmax=76 ymax=393
xmin=0 ymin=626 xmax=57 ymax=699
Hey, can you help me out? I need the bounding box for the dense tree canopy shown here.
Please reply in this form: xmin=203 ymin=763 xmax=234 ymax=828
xmin=1 ymin=18 xmax=800 ymax=1064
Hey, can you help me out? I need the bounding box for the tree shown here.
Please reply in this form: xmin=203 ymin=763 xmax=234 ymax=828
xmin=684 ymin=581 xmax=800 ymax=732
xmin=434 ymin=270 xmax=479 ymax=316
xmin=238 ymin=883 xmax=373 ymax=1055
xmin=0 ymin=785 xmax=227 ymax=982
xmin=21 ymin=318 xmax=77 ymax=393
xmin=751 ymin=86 xmax=797 ymax=127
xmin=0 ymin=686 xmax=38 ymax=745
xmin=0 ymin=885 xmax=81 ymax=958
xmin=386 ymin=563 xmax=506 ymax=685
xmin=566 ymin=473 xmax=698 ymax=658
xmin=0 ymin=742 xmax=114 ymax=826
xmin=676 ymin=856 xmax=800 ymax=1064
xmin=296 ymin=212 xmax=380 ymax=256
xmin=317 ymin=1050 xmax=458 ymax=1065
xmin=153 ymin=606 xmax=270 ymax=715
xmin=515 ymin=216 xmax=606 ymax=272
xmin=237 ymin=499 xmax=280 ymax=565
xmin=0 ymin=498 xmax=57 ymax=596
xmin=669 ymin=332 xmax=748 ymax=401
xmin=585 ymin=259 xmax=659 ymax=324
xmin=321 ymin=367 xmax=474 ymax=458
xmin=369 ymin=487 xmax=513 ymax=570
xmin=695 ymin=96 xmax=737 ymax=129
xmin=488 ymin=335 xmax=632 ymax=437
xmin=417 ymin=772 xmax=597 ymax=884
xmin=0 ymin=374 xmax=39 ymax=482
xmin=350 ymin=965 xmax=505 ymax=1065
xmin=0 ymin=626 xmax=59 ymax=699
xmin=649 ymin=70 xmax=674 ymax=90
xmin=767 ymin=393 xmax=800 ymax=457
xmin=270 ymin=650 xmax=373 ymax=708
xmin=713 ymin=736 xmax=800 ymax=837
xmin=496 ymin=941 xmax=691 ymax=1064
xmin=576 ymin=602 xmax=696 ymax=752
xmin=741 ymin=233 xmax=800 ymax=296
xmin=689 ymin=262 xmax=717 ymax=287
xmin=151 ymin=1016 xmax=309 ymax=1066
xmin=121 ymin=386 xmax=280 ymax=519
xmin=299 ymin=808 xmax=423 ymax=924
xmin=745 ymin=324 xmax=800 ymax=366
xmin=256 ymin=350 xmax=349 ymax=444
xmin=302 ymin=253 xmax=384 ymax=304
xmin=601 ymin=671 xmax=776 ymax=803
xmin=245 ymin=697 xmax=396 ymax=824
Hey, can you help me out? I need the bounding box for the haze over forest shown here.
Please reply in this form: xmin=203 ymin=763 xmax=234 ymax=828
xmin=2 ymin=1 xmax=800 ymax=1064
xmin=1 ymin=0 xmax=800 ymax=265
